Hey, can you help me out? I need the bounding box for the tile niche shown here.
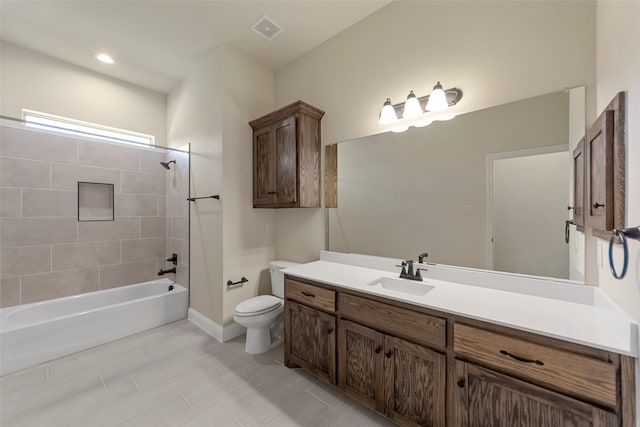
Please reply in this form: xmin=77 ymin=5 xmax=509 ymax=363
xmin=77 ymin=182 xmax=114 ymax=221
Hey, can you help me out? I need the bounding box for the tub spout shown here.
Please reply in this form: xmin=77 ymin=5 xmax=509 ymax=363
xmin=158 ymin=267 xmax=176 ymax=276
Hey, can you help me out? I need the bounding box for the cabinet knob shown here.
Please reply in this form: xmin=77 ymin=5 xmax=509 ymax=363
xmin=457 ymin=379 xmax=465 ymax=388
xmin=327 ymin=328 xmax=333 ymax=335
xmin=374 ymin=347 xmax=381 ymax=354
xmin=385 ymin=350 xmax=392 ymax=358
xmin=593 ymin=202 xmax=605 ymax=209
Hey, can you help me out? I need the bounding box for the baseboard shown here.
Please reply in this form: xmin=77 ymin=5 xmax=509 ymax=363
xmin=187 ymin=308 xmax=245 ymax=343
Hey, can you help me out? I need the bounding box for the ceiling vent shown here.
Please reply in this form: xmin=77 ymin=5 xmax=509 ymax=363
xmin=251 ymin=15 xmax=283 ymax=41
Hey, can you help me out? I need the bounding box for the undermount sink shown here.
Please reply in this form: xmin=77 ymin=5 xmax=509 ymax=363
xmin=368 ymin=277 xmax=434 ymax=296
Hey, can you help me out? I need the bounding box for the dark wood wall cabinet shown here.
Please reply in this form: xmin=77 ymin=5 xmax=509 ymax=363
xmin=574 ymin=92 xmax=626 ymax=236
xmin=284 ymin=276 xmax=636 ymax=426
xmin=249 ymin=101 xmax=324 ymax=208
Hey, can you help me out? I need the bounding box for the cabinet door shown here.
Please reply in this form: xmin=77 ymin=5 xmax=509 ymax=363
xmin=572 ymin=137 xmax=585 ymax=227
xmin=585 ymin=110 xmax=614 ymax=231
xmin=452 ymin=360 xmax=617 ymax=427
xmin=338 ymin=320 xmax=384 ymax=412
xmin=285 ymin=300 xmax=336 ymax=384
xmin=274 ymin=116 xmax=297 ymax=205
xmin=383 ymin=335 xmax=446 ymax=427
xmin=253 ymin=125 xmax=276 ymax=206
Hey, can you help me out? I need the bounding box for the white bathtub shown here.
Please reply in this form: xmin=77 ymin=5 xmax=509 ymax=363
xmin=0 ymin=278 xmax=188 ymax=376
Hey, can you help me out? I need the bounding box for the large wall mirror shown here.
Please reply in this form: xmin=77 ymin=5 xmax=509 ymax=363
xmin=328 ymin=89 xmax=585 ymax=282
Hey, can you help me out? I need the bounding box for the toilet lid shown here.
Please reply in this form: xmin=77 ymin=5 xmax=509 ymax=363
xmin=235 ymin=295 xmax=282 ymax=316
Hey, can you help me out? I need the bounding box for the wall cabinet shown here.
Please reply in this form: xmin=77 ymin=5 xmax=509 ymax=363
xmin=571 ymin=137 xmax=585 ymax=228
xmin=585 ymin=110 xmax=614 ymax=231
xmin=574 ymin=92 xmax=626 ymax=234
xmin=283 ymin=276 xmax=634 ymax=426
xmin=249 ymin=101 xmax=324 ymax=208
xmin=338 ymin=320 xmax=445 ymax=426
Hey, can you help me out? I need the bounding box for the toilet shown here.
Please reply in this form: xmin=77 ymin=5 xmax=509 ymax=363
xmin=233 ymin=260 xmax=300 ymax=354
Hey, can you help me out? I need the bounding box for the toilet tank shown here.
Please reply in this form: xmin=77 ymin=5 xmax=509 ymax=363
xmin=269 ymin=260 xmax=300 ymax=298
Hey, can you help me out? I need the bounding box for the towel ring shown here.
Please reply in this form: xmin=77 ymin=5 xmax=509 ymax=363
xmin=608 ymin=229 xmax=628 ymax=280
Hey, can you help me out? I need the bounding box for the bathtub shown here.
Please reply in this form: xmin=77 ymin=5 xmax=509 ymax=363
xmin=0 ymin=278 xmax=188 ymax=376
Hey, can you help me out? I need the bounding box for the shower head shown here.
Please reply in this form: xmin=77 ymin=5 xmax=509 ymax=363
xmin=160 ymin=160 xmax=176 ymax=170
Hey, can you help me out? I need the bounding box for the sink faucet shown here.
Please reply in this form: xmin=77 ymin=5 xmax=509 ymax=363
xmin=397 ymin=260 xmax=424 ymax=282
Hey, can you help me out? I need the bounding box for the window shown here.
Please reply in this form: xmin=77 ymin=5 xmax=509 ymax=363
xmin=22 ymin=109 xmax=155 ymax=146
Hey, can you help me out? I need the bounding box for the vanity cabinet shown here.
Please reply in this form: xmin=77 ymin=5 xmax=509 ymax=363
xmin=338 ymin=320 xmax=446 ymax=426
xmin=283 ymin=275 xmax=635 ymax=426
xmin=249 ymin=101 xmax=324 ymax=208
xmin=284 ymin=278 xmax=336 ymax=384
xmin=453 ymin=323 xmax=617 ymax=408
xmin=452 ymin=360 xmax=617 ymax=427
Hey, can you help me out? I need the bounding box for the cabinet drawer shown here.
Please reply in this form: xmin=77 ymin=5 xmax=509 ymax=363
xmin=285 ymin=279 xmax=335 ymax=312
xmin=339 ymin=293 xmax=446 ymax=348
xmin=453 ymin=323 xmax=617 ymax=409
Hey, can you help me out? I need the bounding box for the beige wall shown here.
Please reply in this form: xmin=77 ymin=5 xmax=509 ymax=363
xmin=593 ymin=1 xmax=640 ymax=323
xmin=0 ymin=42 xmax=167 ymax=146
xmin=167 ymin=48 xmax=225 ymax=324
xmin=273 ymin=0 xmax=596 ymax=263
xmin=220 ymin=46 xmax=275 ymax=324
xmin=168 ymin=45 xmax=275 ymax=325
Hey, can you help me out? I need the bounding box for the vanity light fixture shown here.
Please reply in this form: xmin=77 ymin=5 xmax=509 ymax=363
xmin=378 ymin=81 xmax=463 ymax=132
xmin=379 ymin=98 xmax=398 ymax=124
xmin=402 ymin=90 xmax=423 ymax=119
xmin=425 ymin=82 xmax=448 ymax=111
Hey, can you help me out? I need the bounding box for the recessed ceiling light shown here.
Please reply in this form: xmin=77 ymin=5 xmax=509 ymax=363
xmin=96 ymin=53 xmax=115 ymax=64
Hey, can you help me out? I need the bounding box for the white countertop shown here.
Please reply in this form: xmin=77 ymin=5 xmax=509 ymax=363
xmin=283 ymin=253 xmax=638 ymax=357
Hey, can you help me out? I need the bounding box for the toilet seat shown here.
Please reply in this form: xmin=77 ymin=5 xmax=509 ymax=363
xmin=234 ymin=295 xmax=282 ymax=317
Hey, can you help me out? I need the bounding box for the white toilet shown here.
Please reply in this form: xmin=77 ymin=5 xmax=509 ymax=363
xmin=233 ymin=260 xmax=299 ymax=354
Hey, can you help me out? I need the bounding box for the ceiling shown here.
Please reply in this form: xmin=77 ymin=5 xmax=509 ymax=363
xmin=0 ymin=0 xmax=391 ymax=94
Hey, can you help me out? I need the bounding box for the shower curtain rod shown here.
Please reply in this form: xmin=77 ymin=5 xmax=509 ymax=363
xmin=0 ymin=115 xmax=190 ymax=154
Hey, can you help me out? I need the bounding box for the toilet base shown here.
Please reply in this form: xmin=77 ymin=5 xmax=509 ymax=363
xmin=245 ymin=327 xmax=283 ymax=354
xmin=236 ymin=310 xmax=284 ymax=355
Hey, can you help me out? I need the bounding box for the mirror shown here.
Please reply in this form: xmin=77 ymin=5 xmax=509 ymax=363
xmin=328 ymin=90 xmax=582 ymax=281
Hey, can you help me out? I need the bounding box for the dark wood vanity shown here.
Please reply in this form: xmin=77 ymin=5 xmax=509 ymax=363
xmin=284 ymin=275 xmax=636 ymax=427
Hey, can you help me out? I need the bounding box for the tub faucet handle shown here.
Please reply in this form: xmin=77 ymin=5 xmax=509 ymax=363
xmin=166 ymin=253 xmax=178 ymax=265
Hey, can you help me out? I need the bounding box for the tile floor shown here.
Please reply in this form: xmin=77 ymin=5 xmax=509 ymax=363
xmin=0 ymin=320 xmax=395 ymax=426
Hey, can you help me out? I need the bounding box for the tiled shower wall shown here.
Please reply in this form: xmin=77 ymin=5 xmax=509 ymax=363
xmin=0 ymin=123 xmax=189 ymax=308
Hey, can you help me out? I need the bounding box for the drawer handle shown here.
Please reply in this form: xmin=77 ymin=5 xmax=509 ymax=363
xmin=300 ymin=291 xmax=315 ymax=298
xmin=374 ymin=347 xmax=382 ymax=354
xmin=268 ymin=191 xmax=277 ymax=195
xmin=385 ymin=350 xmax=393 ymax=359
xmin=500 ymin=350 xmax=544 ymax=366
